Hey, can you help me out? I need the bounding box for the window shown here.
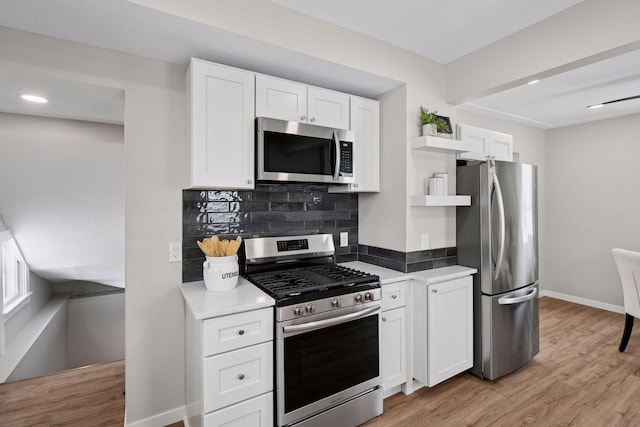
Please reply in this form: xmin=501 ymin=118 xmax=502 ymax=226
xmin=1 ymin=233 xmax=30 ymax=318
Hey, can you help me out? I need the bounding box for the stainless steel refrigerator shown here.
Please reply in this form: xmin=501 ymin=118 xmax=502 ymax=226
xmin=456 ymin=160 xmax=539 ymax=380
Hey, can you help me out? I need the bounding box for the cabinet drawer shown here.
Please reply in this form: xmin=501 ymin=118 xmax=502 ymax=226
xmin=382 ymin=282 xmax=407 ymax=311
xmin=203 ymin=342 xmax=274 ymax=413
xmin=203 ymin=308 xmax=273 ymax=356
xmin=204 ymin=392 xmax=273 ymax=427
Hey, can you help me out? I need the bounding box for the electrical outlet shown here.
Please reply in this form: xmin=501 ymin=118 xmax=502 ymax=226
xmin=340 ymin=232 xmax=349 ymax=247
xmin=169 ymin=242 xmax=182 ymax=262
xmin=421 ymin=234 xmax=429 ymax=250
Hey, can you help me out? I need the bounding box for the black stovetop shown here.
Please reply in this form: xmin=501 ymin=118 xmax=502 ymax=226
xmin=246 ymin=264 xmax=380 ymax=306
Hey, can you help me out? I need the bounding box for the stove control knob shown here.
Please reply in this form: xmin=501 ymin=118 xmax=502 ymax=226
xmin=355 ymin=294 xmax=363 ymax=303
xmin=364 ymin=292 xmax=373 ymax=302
xmin=293 ymin=306 xmax=303 ymax=316
xmin=331 ymin=299 xmax=340 ymax=308
xmin=305 ymin=304 xmax=316 ymax=314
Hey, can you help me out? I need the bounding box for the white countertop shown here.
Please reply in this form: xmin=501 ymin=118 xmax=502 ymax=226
xmin=340 ymin=261 xmax=477 ymax=285
xmin=180 ymin=278 xmax=275 ymax=320
xmin=180 ymin=263 xmax=476 ymax=319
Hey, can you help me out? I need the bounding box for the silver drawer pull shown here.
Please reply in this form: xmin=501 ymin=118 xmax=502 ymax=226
xmin=391 ymin=294 xmax=397 ymax=299
xmin=238 ymin=329 xmax=245 ymax=336
xmin=382 ymin=317 xmax=387 ymax=322
xmin=238 ymin=374 xmax=245 ymax=380
xmin=431 ymin=288 xmax=438 ymax=294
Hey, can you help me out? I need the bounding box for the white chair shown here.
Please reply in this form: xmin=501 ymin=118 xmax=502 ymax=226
xmin=612 ymin=248 xmax=640 ymax=352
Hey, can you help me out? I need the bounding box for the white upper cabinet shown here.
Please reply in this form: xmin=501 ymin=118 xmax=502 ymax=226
xmin=256 ymin=74 xmax=350 ymax=129
xmin=187 ymin=58 xmax=255 ymax=189
xmin=330 ymin=96 xmax=380 ymax=193
xmin=255 ymin=75 xmax=307 ymax=123
xmin=457 ymin=124 xmax=513 ymax=162
xmin=307 ymin=86 xmax=350 ymax=129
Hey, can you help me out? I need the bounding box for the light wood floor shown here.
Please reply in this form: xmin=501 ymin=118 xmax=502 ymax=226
xmin=364 ymin=296 xmax=640 ymax=426
xmin=1 ymin=298 xmax=637 ymax=426
xmin=0 ymin=359 xmax=124 ymax=426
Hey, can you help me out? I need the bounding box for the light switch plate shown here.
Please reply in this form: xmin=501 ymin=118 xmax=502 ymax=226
xmin=340 ymin=232 xmax=349 ymax=247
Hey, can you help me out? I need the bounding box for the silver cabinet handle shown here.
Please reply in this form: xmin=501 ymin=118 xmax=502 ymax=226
xmin=431 ymin=288 xmax=438 ymax=294
xmin=354 ymin=183 xmax=358 ymax=188
xmin=238 ymin=329 xmax=245 ymax=336
xmin=309 ymin=117 xmax=316 ymax=122
xmin=300 ymin=115 xmax=307 ymax=121
xmin=237 ymin=374 xmax=245 ymax=380
xmin=391 ymin=294 xmax=398 ymax=299
xmin=382 ymin=317 xmax=387 ymax=322
xmin=247 ymin=179 xmax=253 ymax=184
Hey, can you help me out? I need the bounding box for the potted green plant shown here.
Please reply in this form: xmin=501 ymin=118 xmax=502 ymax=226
xmin=420 ymin=107 xmax=451 ymax=136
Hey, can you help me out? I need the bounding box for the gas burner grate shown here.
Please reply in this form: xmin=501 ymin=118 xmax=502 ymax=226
xmin=247 ymin=264 xmax=379 ymax=301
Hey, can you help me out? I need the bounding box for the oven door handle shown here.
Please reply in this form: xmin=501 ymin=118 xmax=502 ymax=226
xmin=283 ymin=306 xmax=379 ymax=334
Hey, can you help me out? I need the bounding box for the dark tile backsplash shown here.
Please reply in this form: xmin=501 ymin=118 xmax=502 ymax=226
xmin=182 ymin=183 xmax=457 ymax=282
xmin=182 ymin=184 xmax=359 ymax=282
xmin=358 ymin=245 xmax=457 ymax=273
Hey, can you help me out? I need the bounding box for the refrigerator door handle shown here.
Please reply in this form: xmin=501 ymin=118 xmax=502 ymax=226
xmin=491 ymin=163 xmax=506 ymax=280
xmin=498 ymin=287 xmax=538 ymax=305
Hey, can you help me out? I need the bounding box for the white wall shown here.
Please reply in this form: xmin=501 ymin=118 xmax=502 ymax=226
xmin=0 ymin=26 xmax=186 ymax=423
xmin=5 ymin=271 xmax=53 ymax=345
xmin=129 ymin=0 xmax=451 ymax=253
xmin=6 ymin=296 xmax=68 ymax=382
xmin=545 ymin=113 xmax=640 ymax=307
xmin=67 ymin=293 xmax=125 ymax=369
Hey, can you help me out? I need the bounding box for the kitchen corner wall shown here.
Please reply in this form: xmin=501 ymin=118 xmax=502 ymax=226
xmin=182 ymin=184 xmax=359 ymax=282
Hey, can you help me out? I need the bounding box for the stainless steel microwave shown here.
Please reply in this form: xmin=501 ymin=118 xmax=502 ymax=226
xmin=256 ymin=117 xmax=355 ymax=184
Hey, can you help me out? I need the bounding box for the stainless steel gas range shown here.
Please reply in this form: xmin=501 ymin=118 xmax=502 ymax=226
xmin=244 ymin=234 xmax=383 ymax=427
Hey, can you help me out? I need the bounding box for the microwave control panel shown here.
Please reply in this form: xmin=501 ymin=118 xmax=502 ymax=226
xmin=340 ymin=141 xmax=353 ymax=176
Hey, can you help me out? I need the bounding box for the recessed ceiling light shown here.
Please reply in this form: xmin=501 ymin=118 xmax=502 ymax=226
xmin=587 ymin=103 xmax=604 ymax=109
xmin=21 ymin=94 xmax=48 ymax=104
xmin=526 ymin=79 xmax=540 ymax=85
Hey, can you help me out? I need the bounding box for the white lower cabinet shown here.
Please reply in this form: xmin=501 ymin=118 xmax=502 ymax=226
xmin=186 ymin=307 xmax=274 ymax=427
xmin=381 ymin=281 xmax=409 ymax=391
xmin=203 ymin=392 xmax=273 ymax=427
xmin=382 ymin=306 xmax=407 ymax=390
xmin=413 ymin=276 xmax=473 ymax=387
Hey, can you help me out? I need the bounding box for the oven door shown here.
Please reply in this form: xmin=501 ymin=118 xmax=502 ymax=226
xmin=276 ymin=301 xmax=382 ymax=426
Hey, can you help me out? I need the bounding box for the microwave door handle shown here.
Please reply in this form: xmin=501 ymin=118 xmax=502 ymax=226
xmin=333 ymin=130 xmax=341 ymax=181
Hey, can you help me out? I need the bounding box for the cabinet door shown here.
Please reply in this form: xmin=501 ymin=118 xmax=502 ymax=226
xmin=382 ymin=306 xmax=407 ymax=390
xmin=307 ymin=86 xmax=350 ymax=129
xmin=329 ymin=96 xmax=380 ymax=193
xmin=188 ymin=58 xmax=255 ymax=189
xmin=350 ymin=96 xmax=380 ymax=192
xmin=255 ymin=74 xmax=307 ymax=123
xmin=427 ymin=277 xmax=473 ymax=387
xmin=489 ymin=131 xmax=513 ymax=161
xmin=457 ymin=124 xmax=491 ymax=161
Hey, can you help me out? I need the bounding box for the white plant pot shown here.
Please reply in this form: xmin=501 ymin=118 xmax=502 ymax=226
xmin=422 ymin=123 xmax=437 ymax=136
xmin=203 ymin=255 xmax=239 ymax=292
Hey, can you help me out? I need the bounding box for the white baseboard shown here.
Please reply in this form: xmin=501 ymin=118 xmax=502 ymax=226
xmin=540 ymin=290 xmax=624 ymax=314
xmin=125 ymin=405 xmax=186 ymax=427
